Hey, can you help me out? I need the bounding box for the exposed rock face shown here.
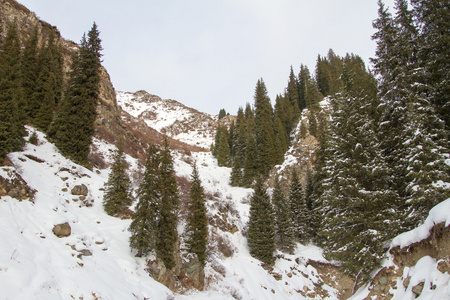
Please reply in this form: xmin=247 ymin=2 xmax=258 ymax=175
xmin=52 ymin=222 xmax=71 ymax=238
xmin=0 ymin=166 xmax=35 ymax=201
xmin=364 ymin=223 xmax=450 ymax=299
xmin=147 ymin=253 xmax=205 ymax=292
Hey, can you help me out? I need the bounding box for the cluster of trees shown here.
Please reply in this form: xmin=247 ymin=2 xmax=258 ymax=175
xmin=230 ymin=0 xmax=450 ymax=282
xmin=213 ymin=63 xmax=325 ymax=187
xmin=104 ymin=139 xmax=208 ymax=267
xmin=314 ymin=0 xmax=449 ymax=281
xmin=0 ymin=21 xmax=103 ymax=167
xmin=247 ymin=169 xmax=315 ymax=264
xmin=0 ymin=24 xmax=63 ymax=159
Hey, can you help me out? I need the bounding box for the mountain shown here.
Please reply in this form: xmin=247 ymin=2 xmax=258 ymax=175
xmin=116 ymin=90 xmax=217 ymax=150
xmin=0 ymin=1 xmax=449 ymax=299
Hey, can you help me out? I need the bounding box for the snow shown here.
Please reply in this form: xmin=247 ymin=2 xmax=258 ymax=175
xmin=0 ymin=127 xmax=341 ymax=299
xmin=391 ymin=197 xmax=450 ymax=249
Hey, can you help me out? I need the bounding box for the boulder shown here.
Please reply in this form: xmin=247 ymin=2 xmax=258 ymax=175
xmin=71 ymin=184 xmax=88 ymax=196
xmin=52 ymin=222 xmax=71 ymax=238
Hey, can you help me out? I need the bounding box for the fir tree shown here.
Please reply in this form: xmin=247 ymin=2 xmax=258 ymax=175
xmin=21 ymin=28 xmax=39 ymax=119
xmin=49 ymin=23 xmax=103 ymax=166
xmin=247 ymin=177 xmax=275 ymax=264
xmin=34 ymin=32 xmax=63 ymax=132
xmin=157 ymin=137 xmax=179 ymax=269
xmin=103 ymin=142 xmax=134 ymax=216
xmin=317 ymin=57 xmax=398 ymax=280
xmin=129 ymin=143 xmax=160 ymax=257
xmin=186 ymin=164 xmax=208 ymax=265
xmin=288 ymin=169 xmax=307 ymax=242
xmin=0 ymin=24 xmax=26 ymax=160
xmin=230 ymin=156 xmax=243 ymax=186
xmin=216 ymin=126 xmax=231 ymax=167
xmin=272 ymin=177 xmax=295 ymax=253
xmin=254 ymin=79 xmax=276 ymax=175
xmin=287 ymin=66 xmax=301 ymax=118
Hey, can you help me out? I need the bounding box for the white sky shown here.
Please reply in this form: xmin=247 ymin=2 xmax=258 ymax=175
xmin=18 ymin=0 xmax=396 ymax=115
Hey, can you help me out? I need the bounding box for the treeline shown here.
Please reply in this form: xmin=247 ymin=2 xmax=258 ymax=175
xmin=212 ymin=52 xmax=334 ymax=186
xmin=103 ymin=139 xmax=208 ymax=267
xmin=0 ymin=22 xmax=102 ymax=167
xmin=220 ymin=0 xmax=450 ymax=282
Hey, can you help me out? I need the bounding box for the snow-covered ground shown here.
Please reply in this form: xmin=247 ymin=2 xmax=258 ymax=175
xmin=0 ymin=128 xmax=338 ymax=299
xmin=1 ymin=125 xmax=448 ymax=299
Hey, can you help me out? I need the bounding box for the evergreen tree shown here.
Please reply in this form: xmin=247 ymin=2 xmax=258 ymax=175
xmin=304 ymin=168 xmax=316 ymax=239
xmin=129 ymin=143 xmax=160 ymax=257
xmin=218 ymin=108 xmax=227 ymax=120
xmin=274 ymin=94 xmax=294 ymax=136
xmin=103 ymin=142 xmax=134 ymax=216
xmin=299 ymin=119 xmax=308 ymax=139
xmin=216 ymin=126 xmax=231 ymax=167
xmin=273 ymin=114 xmax=288 ymax=164
xmin=288 ymin=169 xmax=307 ymax=242
xmin=411 ymin=0 xmax=450 ymax=131
xmin=317 ymin=57 xmax=398 ymax=280
xmin=287 ymin=66 xmax=301 ymax=118
xmin=21 ymin=28 xmax=39 ymax=119
xmin=186 ymin=164 xmax=208 ymax=265
xmin=254 ymin=79 xmax=276 ymax=175
xmin=49 ymin=23 xmax=102 ymax=166
xmin=230 ymin=156 xmax=243 ymax=186
xmin=247 ymin=177 xmax=275 ymax=264
xmin=272 ymin=177 xmax=295 ymax=253
xmin=157 ymin=137 xmax=179 ymax=269
xmin=316 ymin=55 xmax=332 ymax=97
xmin=34 ymin=32 xmax=63 ymax=131
xmin=0 ymin=24 xmax=26 ymax=160
xmin=242 ymin=134 xmax=257 ymax=187
xmin=297 ymin=65 xmax=309 ymax=111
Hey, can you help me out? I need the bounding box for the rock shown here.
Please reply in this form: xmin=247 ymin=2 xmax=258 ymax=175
xmin=412 ymin=282 xmax=424 ymax=297
xmin=71 ymin=184 xmax=88 ymax=196
xmin=379 ymin=277 xmax=388 ymax=285
xmin=403 ymin=276 xmax=411 ymax=288
xmin=77 ymin=249 xmax=93 ymax=258
xmin=52 ymin=222 xmax=71 ymax=237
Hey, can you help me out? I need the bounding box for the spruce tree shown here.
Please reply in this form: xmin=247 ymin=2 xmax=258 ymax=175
xmin=247 ymin=177 xmax=275 ymax=264
xmin=103 ymin=142 xmax=134 ymax=216
xmin=287 ymin=66 xmax=300 ymax=119
xmin=288 ymin=169 xmax=307 ymax=242
xmin=0 ymin=24 xmax=26 ymax=160
xmin=34 ymin=32 xmax=63 ymax=132
xmin=21 ymin=28 xmax=39 ymax=120
xmin=254 ymin=79 xmax=276 ymax=175
xmin=230 ymin=156 xmax=243 ymax=186
xmin=129 ymin=143 xmax=160 ymax=257
xmin=216 ymin=126 xmax=231 ymax=167
xmin=272 ymin=177 xmax=295 ymax=253
xmin=186 ymin=164 xmax=208 ymax=265
xmin=317 ymin=56 xmax=398 ymax=280
xmin=157 ymin=137 xmax=179 ymax=269
xmin=49 ymin=23 xmax=102 ymax=166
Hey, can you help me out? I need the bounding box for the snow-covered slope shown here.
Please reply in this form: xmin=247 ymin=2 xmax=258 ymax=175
xmin=116 ymin=91 xmax=217 ymax=149
xmin=0 ymin=128 xmax=342 ymax=299
xmin=1 ymin=126 xmax=448 ymax=299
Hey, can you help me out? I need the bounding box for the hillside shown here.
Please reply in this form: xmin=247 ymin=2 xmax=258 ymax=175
xmin=1 ymin=0 xmax=449 ymax=299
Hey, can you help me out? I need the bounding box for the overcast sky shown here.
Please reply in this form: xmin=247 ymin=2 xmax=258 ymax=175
xmin=18 ymin=0 xmax=396 ymax=115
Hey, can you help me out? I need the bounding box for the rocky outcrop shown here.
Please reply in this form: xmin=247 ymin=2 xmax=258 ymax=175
xmin=147 ymin=253 xmax=205 ymax=292
xmin=0 ymin=166 xmax=35 ymax=201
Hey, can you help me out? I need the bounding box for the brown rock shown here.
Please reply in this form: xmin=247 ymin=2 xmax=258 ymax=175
xmin=52 ymin=222 xmax=71 ymax=238
xmin=71 ymin=184 xmax=88 ymax=196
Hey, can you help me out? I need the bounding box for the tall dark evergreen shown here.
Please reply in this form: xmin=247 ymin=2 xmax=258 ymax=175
xmin=21 ymin=28 xmax=39 ymax=119
xmin=288 ymin=169 xmax=307 ymax=242
xmin=287 ymin=66 xmax=300 ymax=119
xmin=103 ymin=142 xmax=134 ymax=216
xmin=49 ymin=23 xmax=103 ymax=166
xmin=157 ymin=138 xmax=179 ymax=269
xmin=0 ymin=24 xmax=26 ymax=160
xmin=272 ymin=177 xmax=295 ymax=253
xmin=186 ymin=164 xmax=208 ymax=265
xmin=411 ymin=0 xmax=450 ymax=131
xmin=254 ymin=79 xmax=276 ymax=175
xmin=129 ymin=144 xmax=161 ymax=257
xmin=247 ymin=177 xmax=275 ymax=264
xmin=34 ymin=32 xmax=63 ymax=131
xmin=317 ymin=55 xmax=398 ymax=280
